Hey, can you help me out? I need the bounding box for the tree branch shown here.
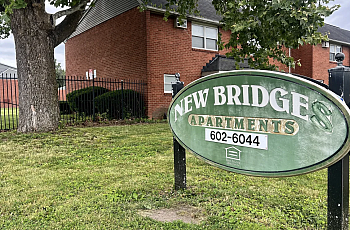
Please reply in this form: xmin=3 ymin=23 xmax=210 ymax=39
xmin=52 ymin=9 xmax=85 ymax=47
xmin=51 ymin=0 xmax=89 ymax=24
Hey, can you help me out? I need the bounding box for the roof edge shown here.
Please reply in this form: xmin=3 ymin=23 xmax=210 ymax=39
xmin=0 ymin=63 xmax=17 ymax=70
xmin=146 ymin=5 xmax=221 ymax=25
xmin=0 ymin=69 xmax=18 ymax=76
xmin=328 ymin=38 xmax=350 ymax=47
xmin=64 ymin=0 xmax=99 ymax=43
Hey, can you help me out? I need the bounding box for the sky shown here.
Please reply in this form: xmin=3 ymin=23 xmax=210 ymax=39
xmin=0 ymin=0 xmax=349 ymax=70
xmin=0 ymin=2 xmax=67 ymax=69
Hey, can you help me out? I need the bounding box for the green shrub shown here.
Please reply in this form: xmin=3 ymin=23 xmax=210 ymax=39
xmin=59 ymin=101 xmax=72 ymax=115
xmin=95 ymin=89 xmax=145 ymax=119
xmin=66 ymin=86 xmax=109 ymax=115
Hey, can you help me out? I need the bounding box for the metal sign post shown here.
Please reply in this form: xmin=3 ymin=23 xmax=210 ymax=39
xmin=328 ymin=53 xmax=349 ymax=230
xmin=172 ymin=73 xmax=186 ymax=190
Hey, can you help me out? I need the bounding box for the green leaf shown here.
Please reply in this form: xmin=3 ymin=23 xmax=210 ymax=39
xmin=211 ymin=0 xmax=338 ymax=70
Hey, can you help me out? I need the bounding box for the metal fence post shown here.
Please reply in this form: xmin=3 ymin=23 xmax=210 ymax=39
xmin=121 ymin=80 xmax=124 ymax=120
xmin=92 ymin=74 xmax=95 ymax=121
xmin=172 ymin=73 xmax=186 ymax=190
xmin=0 ymin=75 xmax=147 ymax=131
xmin=328 ymin=52 xmax=350 ymax=230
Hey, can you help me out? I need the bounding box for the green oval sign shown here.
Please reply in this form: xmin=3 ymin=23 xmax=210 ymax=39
xmin=168 ymin=70 xmax=350 ymax=177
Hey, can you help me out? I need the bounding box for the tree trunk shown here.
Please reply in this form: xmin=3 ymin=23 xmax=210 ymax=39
xmin=10 ymin=2 xmax=59 ymax=132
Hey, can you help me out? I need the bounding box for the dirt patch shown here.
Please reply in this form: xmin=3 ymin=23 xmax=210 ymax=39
xmin=138 ymin=205 xmax=204 ymax=224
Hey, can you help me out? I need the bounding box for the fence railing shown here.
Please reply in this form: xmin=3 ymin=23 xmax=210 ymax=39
xmin=59 ymin=76 xmax=147 ymax=123
xmin=0 ymin=73 xmax=18 ymax=130
xmin=0 ymin=73 xmax=147 ymax=130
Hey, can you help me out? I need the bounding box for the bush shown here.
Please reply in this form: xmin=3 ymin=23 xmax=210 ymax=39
xmin=66 ymin=86 xmax=109 ymax=115
xmin=59 ymin=101 xmax=72 ymax=115
xmin=95 ymin=89 xmax=145 ymax=119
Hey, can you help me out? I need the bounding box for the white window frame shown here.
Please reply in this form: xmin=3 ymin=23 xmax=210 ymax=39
xmin=192 ymin=23 xmax=218 ymax=51
xmin=164 ymin=74 xmax=176 ymax=94
xmin=330 ymin=44 xmax=342 ymax=61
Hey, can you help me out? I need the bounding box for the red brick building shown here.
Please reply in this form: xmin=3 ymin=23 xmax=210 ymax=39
xmin=65 ymin=0 xmax=350 ymax=118
xmin=66 ymin=0 xmax=234 ymax=118
xmin=288 ymin=23 xmax=350 ymax=85
xmin=0 ymin=63 xmax=18 ymax=108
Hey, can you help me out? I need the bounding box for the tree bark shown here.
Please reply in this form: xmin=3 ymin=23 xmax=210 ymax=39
xmin=10 ymin=2 xmax=59 ymax=132
xmin=9 ymin=1 xmax=86 ymax=132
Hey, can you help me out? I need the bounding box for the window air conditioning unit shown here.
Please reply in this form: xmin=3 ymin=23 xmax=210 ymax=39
xmin=175 ymin=17 xmax=187 ymax=29
xmin=322 ymin=41 xmax=330 ymax=48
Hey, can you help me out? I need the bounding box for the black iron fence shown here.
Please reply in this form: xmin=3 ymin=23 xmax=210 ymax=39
xmin=0 ymin=73 xmax=147 ymax=130
xmin=0 ymin=73 xmax=18 ymax=130
xmin=59 ymin=76 xmax=147 ymax=124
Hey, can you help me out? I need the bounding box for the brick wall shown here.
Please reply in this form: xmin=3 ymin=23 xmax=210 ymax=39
xmin=0 ymin=79 xmax=18 ymax=108
xmin=66 ymin=8 xmax=147 ymax=81
xmin=65 ymin=8 xmax=232 ymax=118
xmin=146 ymin=12 xmax=231 ymax=118
xmin=291 ymin=44 xmax=314 ymax=79
xmin=288 ymin=43 xmax=350 ymax=85
xmin=343 ymin=46 xmax=350 ymax=66
xmin=270 ymin=46 xmax=290 ymax=73
xmin=247 ymin=43 xmax=350 ymax=85
xmin=311 ymin=44 xmax=350 ymax=84
xmin=66 ymin=6 xmax=350 ymax=118
xmin=66 ymin=8 xmax=226 ymax=118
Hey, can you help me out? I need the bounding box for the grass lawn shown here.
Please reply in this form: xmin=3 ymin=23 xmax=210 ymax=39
xmin=0 ymin=108 xmax=101 ymax=131
xmin=0 ymin=123 xmax=328 ymax=229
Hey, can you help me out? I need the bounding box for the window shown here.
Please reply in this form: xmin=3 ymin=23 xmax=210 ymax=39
xmin=192 ymin=24 xmax=218 ymax=50
xmin=330 ymin=44 xmax=342 ymax=61
xmin=164 ymin=74 xmax=176 ymax=93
